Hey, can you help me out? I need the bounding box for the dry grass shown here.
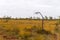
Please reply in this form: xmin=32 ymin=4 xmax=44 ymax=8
xmin=0 ymin=19 xmax=59 ymax=40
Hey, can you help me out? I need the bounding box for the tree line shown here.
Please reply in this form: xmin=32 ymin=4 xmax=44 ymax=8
xmin=0 ymin=16 xmax=60 ymax=20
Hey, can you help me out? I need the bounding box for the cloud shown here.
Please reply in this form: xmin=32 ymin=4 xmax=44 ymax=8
xmin=0 ymin=0 xmax=60 ymax=18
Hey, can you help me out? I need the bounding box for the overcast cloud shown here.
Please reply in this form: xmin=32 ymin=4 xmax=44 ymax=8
xmin=0 ymin=0 xmax=60 ymax=18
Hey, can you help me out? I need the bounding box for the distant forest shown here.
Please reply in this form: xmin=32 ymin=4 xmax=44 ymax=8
xmin=0 ymin=16 xmax=60 ymax=20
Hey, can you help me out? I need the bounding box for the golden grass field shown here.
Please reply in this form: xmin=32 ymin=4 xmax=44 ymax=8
xmin=0 ymin=19 xmax=60 ymax=40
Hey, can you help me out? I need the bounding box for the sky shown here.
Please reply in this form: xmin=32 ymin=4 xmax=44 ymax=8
xmin=0 ymin=0 xmax=60 ymax=18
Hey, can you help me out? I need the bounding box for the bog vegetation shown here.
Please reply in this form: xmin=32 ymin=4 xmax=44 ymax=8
xmin=0 ymin=16 xmax=60 ymax=40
